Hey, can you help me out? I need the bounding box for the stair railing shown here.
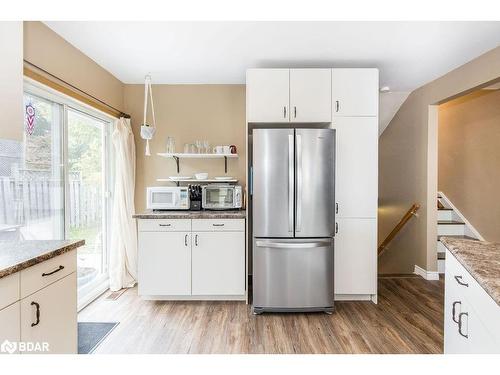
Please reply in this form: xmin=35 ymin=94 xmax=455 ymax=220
xmin=378 ymin=204 xmax=420 ymax=256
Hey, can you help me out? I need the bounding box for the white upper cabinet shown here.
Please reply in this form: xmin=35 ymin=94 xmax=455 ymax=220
xmin=246 ymin=69 xmax=290 ymax=123
xmin=332 ymin=68 xmax=379 ymax=117
xmin=334 ymin=117 xmax=378 ymax=218
xmin=289 ymin=69 xmax=332 ymax=122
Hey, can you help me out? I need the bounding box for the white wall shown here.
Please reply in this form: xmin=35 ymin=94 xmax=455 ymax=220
xmin=0 ymin=22 xmax=23 ymax=141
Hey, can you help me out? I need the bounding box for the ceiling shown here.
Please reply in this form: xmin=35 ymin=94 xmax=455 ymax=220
xmin=45 ymin=21 xmax=500 ymax=133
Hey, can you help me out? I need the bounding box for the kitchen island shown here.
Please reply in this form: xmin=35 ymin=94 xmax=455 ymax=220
xmin=440 ymin=237 xmax=500 ymax=354
xmin=134 ymin=210 xmax=247 ymax=302
xmin=0 ymin=239 xmax=84 ymax=354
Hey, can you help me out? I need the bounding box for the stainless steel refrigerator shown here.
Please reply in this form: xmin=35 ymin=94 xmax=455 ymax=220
xmin=252 ymin=128 xmax=335 ymax=314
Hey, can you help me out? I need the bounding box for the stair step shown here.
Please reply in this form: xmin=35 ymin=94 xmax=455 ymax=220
xmin=438 ymin=220 xmax=465 ymax=225
xmin=438 ymin=207 xmax=453 ymax=211
xmin=438 ymin=235 xmax=477 ymax=241
xmin=437 ymin=252 xmax=446 ymax=260
xmin=438 ymin=259 xmax=445 ymax=274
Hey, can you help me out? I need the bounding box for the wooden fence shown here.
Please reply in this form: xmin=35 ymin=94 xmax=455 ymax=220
xmin=0 ymin=174 xmax=102 ymax=229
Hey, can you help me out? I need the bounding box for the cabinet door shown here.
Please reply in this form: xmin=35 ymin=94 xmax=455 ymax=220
xmin=334 ymin=218 xmax=376 ymax=295
xmin=0 ymin=302 xmax=20 ymax=351
xmin=332 ymin=68 xmax=378 ymax=117
xmin=247 ymin=69 xmax=289 ymax=123
xmin=20 ymin=273 xmax=77 ymax=354
xmin=191 ymin=231 xmax=245 ymax=295
xmin=290 ymin=69 xmax=331 ymax=122
xmin=444 ymin=271 xmax=468 ymax=353
xmin=138 ymin=231 xmax=191 ymax=296
xmin=334 ymin=117 xmax=378 ymax=218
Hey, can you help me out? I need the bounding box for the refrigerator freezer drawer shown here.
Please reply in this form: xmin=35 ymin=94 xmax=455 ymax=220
xmin=253 ymin=238 xmax=334 ymax=311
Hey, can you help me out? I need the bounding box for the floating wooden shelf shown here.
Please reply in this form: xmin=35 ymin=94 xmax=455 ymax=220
xmin=157 ymin=153 xmax=239 ymax=173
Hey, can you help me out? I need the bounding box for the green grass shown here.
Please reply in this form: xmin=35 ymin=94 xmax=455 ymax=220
xmin=69 ymin=224 xmax=101 ymax=254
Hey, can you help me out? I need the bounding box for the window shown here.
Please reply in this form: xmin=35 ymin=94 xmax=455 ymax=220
xmin=0 ymin=79 xmax=114 ymax=310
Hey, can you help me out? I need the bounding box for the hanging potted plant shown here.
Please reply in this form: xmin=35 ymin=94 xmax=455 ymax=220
xmin=140 ymin=74 xmax=156 ymax=156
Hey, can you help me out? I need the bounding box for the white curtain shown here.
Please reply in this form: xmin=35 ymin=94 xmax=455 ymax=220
xmin=109 ymin=117 xmax=138 ymax=291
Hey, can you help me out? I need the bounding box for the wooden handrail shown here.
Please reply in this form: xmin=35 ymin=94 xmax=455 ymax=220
xmin=378 ymin=204 xmax=420 ymax=256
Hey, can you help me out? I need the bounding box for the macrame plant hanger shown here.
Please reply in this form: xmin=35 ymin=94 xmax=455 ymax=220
xmin=140 ymin=74 xmax=156 ymax=156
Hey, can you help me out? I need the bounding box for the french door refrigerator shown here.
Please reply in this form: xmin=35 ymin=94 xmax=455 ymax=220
xmin=252 ymin=128 xmax=335 ymax=313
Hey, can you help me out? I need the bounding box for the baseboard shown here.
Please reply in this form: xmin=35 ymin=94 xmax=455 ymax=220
xmin=334 ymin=294 xmax=373 ymax=301
xmin=140 ymin=294 xmax=247 ymax=301
xmin=414 ymin=265 xmax=440 ymax=281
xmin=438 ymin=191 xmax=484 ymax=241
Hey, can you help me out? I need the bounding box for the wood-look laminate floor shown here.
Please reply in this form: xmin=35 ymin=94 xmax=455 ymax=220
xmin=79 ymin=276 xmax=444 ymax=354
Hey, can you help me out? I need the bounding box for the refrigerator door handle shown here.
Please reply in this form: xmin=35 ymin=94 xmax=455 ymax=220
xmin=296 ymin=134 xmax=302 ymax=232
xmin=288 ymin=134 xmax=294 ymax=232
xmin=255 ymin=240 xmax=332 ymax=249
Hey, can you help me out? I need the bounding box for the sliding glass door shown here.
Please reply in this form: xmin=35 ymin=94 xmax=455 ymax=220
xmin=67 ymin=109 xmax=111 ymax=307
xmin=0 ymin=92 xmax=64 ymax=242
xmin=17 ymin=81 xmax=114 ymax=309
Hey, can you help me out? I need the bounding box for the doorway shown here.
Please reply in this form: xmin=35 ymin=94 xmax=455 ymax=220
xmin=14 ymin=80 xmax=114 ymax=309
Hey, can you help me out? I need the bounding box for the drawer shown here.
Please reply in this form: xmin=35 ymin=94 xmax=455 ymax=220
xmin=138 ymin=219 xmax=191 ymax=232
xmin=0 ymin=273 xmax=20 ymax=310
xmin=20 ymin=250 xmax=76 ymax=299
xmin=192 ymin=219 xmax=245 ymax=232
xmin=446 ymin=249 xmax=500 ymax=343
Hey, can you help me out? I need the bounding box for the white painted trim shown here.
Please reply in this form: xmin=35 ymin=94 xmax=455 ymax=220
xmin=414 ymin=265 xmax=440 ymax=281
xmin=438 ymin=191 xmax=484 ymax=240
xmin=334 ymin=294 xmax=372 ymax=301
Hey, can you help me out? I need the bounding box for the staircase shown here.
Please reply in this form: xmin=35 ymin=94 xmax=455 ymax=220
xmin=437 ymin=193 xmax=480 ymax=273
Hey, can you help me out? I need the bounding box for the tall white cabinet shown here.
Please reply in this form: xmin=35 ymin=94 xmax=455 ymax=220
xmin=247 ymin=67 xmax=379 ymax=303
xmin=331 ymin=68 xmax=378 ymax=301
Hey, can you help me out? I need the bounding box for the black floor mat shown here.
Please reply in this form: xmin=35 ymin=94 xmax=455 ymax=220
xmin=78 ymin=322 xmax=118 ymax=354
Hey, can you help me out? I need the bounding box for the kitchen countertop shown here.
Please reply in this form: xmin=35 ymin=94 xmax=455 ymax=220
xmin=133 ymin=210 xmax=246 ymax=219
xmin=440 ymin=237 xmax=500 ymax=306
xmin=0 ymin=239 xmax=85 ymax=279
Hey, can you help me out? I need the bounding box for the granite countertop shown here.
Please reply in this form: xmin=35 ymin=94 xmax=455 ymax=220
xmin=133 ymin=210 xmax=246 ymax=219
xmin=0 ymin=239 xmax=85 ymax=279
xmin=440 ymin=237 xmax=500 ymax=306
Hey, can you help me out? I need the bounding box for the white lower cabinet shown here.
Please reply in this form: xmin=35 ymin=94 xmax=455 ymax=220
xmin=20 ymin=272 xmax=77 ymax=354
xmin=444 ymin=249 xmax=500 ymax=353
xmin=0 ymin=250 xmax=77 ymax=354
xmin=334 ymin=218 xmax=377 ymax=297
xmin=137 ymin=218 xmax=246 ymax=299
xmin=0 ymin=302 xmax=20 ymax=352
xmin=138 ymin=231 xmax=191 ymax=295
xmin=192 ymin=231 xmax=245 ymax=295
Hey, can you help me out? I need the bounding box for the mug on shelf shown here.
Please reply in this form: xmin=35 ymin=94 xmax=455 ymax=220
xmin=213 ymin=145 xmax=224 ymax=154
xmin=223 ymin=145 xmax=231 ymax=154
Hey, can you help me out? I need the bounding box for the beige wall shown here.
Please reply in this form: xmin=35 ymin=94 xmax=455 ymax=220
xmin=23 ymin=21 xmax=125 ymax=112
xmin=438 ymin=89 xmax=500 ymax=242
xmin=124 ymin=84 xmax=246 ymax=212
xmin=379 ymin=46 xmax=500 ymax=274
xmin=0 ymin=22 xmax=23 ymax=141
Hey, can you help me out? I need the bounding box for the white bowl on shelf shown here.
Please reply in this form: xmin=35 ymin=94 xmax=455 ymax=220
xmin=195 ymin=173 xmax=208 ymax=180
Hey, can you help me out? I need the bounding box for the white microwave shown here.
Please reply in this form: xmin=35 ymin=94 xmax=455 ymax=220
xmin=146 ymin=186 xmax=189 ymax=210
xmin=202 ymin=185 xmax=242 ymax=210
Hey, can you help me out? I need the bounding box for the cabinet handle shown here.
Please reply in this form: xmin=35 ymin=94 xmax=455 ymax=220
xmin=195 ymin=234 xmax=198 ymax=246
xmin=335 ymin=100 xmax=340 ymax=112
xmin=283 ymin=106 xmax=287 ymax=118
xmin=212 ymin=223 xmax=225 ymax=227
xmin=184 ymin=234 xmax=188 ymax=246
xmin=335 ymin=222 xmax=339 ymax=234
xmin=294 ymin=106 xmax=297 ymax=118
xmin=335 ymin=203 xmax=339 ymax=214
xmin=42 ymin=265 xmax=64 ymax=277
xmin=452 ymin=301 xmax=461 ymax=323
xmin=454 ymin=275 xmax=469 ymax=287
xmin=159 ymin=223 xmax=171 ymax=227
xmin=31 ymin=301 xmax=40 ymax=327
xmin=458 ymin=312 xmax=468 ymax=338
